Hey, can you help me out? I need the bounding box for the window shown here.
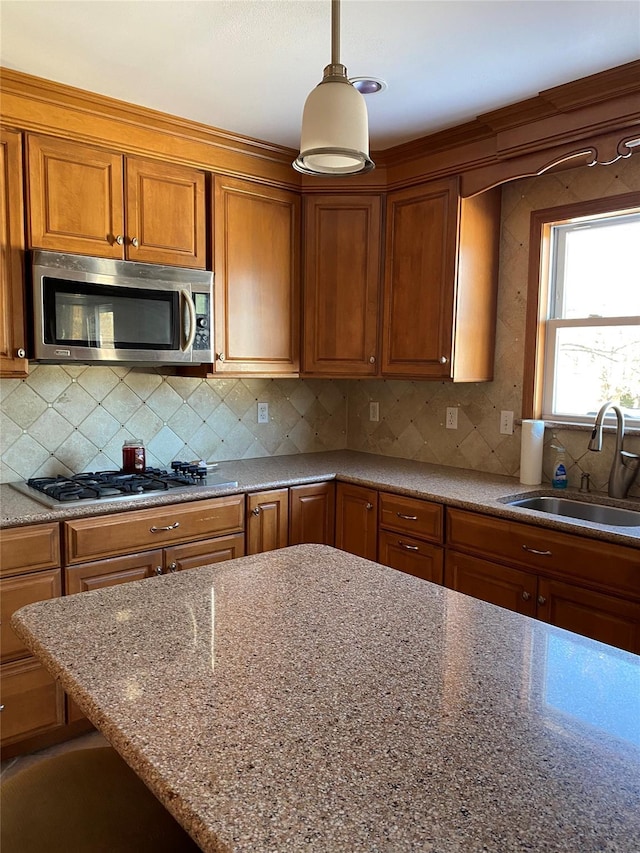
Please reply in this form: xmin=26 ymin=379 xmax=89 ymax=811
xmin=524 ymin=193 xmax=640 ymax=425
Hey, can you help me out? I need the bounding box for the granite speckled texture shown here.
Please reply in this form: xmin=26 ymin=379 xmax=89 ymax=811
xmin=12 ymin=545 xmax=640 ymax=852
xmin=1 ymin=450 xmax=639 ymax=547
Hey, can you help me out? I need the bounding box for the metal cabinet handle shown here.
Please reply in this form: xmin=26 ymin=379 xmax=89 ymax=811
xmin=115 ymin=235 xmax=124 ymax=245
xmin=397 ymin=513 xmax=417 ymax=521
xmin=369 ymin=356 xmax=376 ymax=364
xmin=439 ymin=356 xmax=449 ymax=364
xmin=168 ymin=562 xmax=177 ymax=573
xmin=16 ymin=348 xmax=26 ymax=359
xmin=522 ymin=545 xmax=552 ymax=556
xmin=217 ymin=352 xmax=225 ymax=362
xmin=537 ymin=595 xmax=547 ymax=606
xmin=150 ymin=521 xmax=180 ymax=533
xmin=252 ymin=507 xmax=261 ymax=516
xmin=0 ymin=704 xmax=5 ymax=711
xmin=154 ymin=566 xmax=163 ymax=575
xmin=131 ymin=237 xmax=139 ymax=248
xmin=365 ymin=502 xmax=373 ymax=511
xmin=399 ymin=541 xmax=419 ymax=551
xmin=521 ymin=591 xmax=531 ymax=601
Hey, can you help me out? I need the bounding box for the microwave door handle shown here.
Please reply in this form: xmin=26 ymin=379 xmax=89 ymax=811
xmin=181 ymin=289 xmax=197 ymax=352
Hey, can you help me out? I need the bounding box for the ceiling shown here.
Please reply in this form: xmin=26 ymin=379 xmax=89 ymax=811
xmin=1 ymin=1 xmax=639 ymax=152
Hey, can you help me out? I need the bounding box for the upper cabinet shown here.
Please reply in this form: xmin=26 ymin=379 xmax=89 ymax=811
xmin=381 ymin=177 xmax=501 ymax=382
xmin=26 ymin=135 xmax=206 ymax=268
xmin=302 ymin=195 xmax=382 ymax=376
xmin=212 ymin=175 xmax=300 ymax=375
xmin=0 ymin=128 xmax=28 ymax=378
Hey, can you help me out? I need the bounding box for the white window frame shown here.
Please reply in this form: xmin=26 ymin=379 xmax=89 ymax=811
xmin=539 ymin=210 xmax=640 ymax=426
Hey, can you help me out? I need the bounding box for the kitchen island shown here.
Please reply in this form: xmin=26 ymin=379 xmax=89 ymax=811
xmin=11 ymin=544 xmax=640 ymax=852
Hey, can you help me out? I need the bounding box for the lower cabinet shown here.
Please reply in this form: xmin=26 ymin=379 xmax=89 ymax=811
xmin=335 ymin=482 xmax=378 ymax=560
xmin=0 ymin=523 xmax=68 ymax=757
xmin=289 ymin=482 xmax=335 ymax=546
xmin=378 ymin=491 xmax=444 ymax=582
xmin=445 ymin=508 xmax=640 ymax=654
xmin=246 ymin=489 xmax=289 ymax=554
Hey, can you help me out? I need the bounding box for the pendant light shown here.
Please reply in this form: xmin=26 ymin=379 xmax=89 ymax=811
xmin=293 ymin=0 xmax=374 ymax=176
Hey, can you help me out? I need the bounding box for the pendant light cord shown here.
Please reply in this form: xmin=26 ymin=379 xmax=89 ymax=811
xmin=331 ymin=0 xmax=340 ymax=66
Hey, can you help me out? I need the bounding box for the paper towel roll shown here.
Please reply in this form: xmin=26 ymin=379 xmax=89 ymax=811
xmin=520 ymin=419 xmax=545 ymax=485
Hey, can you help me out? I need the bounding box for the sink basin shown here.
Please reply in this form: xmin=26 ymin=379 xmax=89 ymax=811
xmin=506 ymin=496 xmax=640 ymax=527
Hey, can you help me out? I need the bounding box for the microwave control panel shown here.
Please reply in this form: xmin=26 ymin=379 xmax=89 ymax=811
xmin=193 ymin=292 xmax=211 ymax=351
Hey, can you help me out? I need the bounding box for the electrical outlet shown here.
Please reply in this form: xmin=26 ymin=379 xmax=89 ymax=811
xmin=369 ymin=402 xmax=380 ymax=422
xmin=446 ymin=407 xmax=458 ymax=429
xmin=500 ymin=410 xmax=514 ymax=435
xmin=257 ymin=402 xmax=269 ymax=424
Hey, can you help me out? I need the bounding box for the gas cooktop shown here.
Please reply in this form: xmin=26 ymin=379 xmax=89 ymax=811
xmin=10 ymin=463 xmax=238 ymax=509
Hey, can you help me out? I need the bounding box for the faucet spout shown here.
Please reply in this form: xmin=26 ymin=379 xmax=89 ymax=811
xmin=588 ymin=401 xmax=640 ymax=499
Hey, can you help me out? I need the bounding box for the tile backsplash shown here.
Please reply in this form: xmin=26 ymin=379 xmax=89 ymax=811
xmin=1 ymin=156 xmax=638 ymax=497
xmin=0 ymin=368 xmax=348 ymax=481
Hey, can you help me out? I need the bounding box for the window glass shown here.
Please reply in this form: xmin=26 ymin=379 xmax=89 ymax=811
xmin=543 ymin=209 xmax=640 ymax=423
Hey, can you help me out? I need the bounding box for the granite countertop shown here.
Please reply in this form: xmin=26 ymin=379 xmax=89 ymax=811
xmin=12 ymin=544 xmax=640 ymax=852
xmin=1 ymin=450 xmax=639 ymax=547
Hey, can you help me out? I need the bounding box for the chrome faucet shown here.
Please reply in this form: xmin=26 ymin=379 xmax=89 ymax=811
xmin=588 ymin=401 xmax=640 ymax=499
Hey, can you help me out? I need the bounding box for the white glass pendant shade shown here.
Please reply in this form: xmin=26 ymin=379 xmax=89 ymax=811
xmin=294 ymin=77 xmax=374 ymax=175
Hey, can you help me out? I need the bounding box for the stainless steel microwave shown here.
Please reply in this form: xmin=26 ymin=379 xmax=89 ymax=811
xmin=31 ymin=251 xmax=213 ymax=364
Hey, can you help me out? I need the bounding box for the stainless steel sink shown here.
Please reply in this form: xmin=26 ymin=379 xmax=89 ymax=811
xmin=506 ymin=496 xmax=640 ymax=527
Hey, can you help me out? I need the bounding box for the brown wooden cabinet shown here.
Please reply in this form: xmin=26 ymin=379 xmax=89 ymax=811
xmin=0 ymin=127 xmax=28 ymax=378
xmin=377 ymin=492 xmax=444 ymax=582
xmin=64 ymin=495 xmax=244 ymax=564
xmin=27 ymin=135 xmax=206 ymax=268
xmin=381 ymin=177 xmax=500 ymax=381
xmin=246 ymin=489 xmax=289 ymax=554
xmin=445 ymin=508 xmax=640 ymax=653
xmin=0 ymin=523 xmax=66 ymax=754
xmin=335 ymin=482 xmax=378 ymax=561
xmin=302 ymin=195 xmax=382 ymax=376
xmin=289 ymin=482 xmax=335 ymax=546
xmin=212 ymin=175 xmax=300 ymax=375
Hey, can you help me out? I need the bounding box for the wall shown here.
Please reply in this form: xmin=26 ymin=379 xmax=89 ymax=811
xmin=346 ymin=155 xmax=640 ymax=497
xmin=1 ymin=157 xmax=638 ymax=496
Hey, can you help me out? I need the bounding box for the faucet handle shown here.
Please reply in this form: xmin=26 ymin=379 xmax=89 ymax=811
xmin=579 ymin=472 xmax=591 ymax=493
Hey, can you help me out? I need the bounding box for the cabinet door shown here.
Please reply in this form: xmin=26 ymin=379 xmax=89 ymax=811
xmin=289 ymin=482 xmax=335 ymax=546
xmin=335 ymin=483 xmax=378 ymax=561
xmin=444 ymin=550 xmax=538 ymax=617
xmin=65 ymin=550 xmax=164 ymax=594
xmin=1 ymin=569 xmax=62 ymax=664
xmin=246 ymin=489 xmax=289 ymax=554
xmin=165 ymin=534 xmax=245 ymax=571
xmin=0 ymin=658 xmax=65 ymax=747
xmin=0 ymin=128 xmax=28 ymax=377
xmin=303 ymin=195 xmax=381 ymax=376
xmin=536 ymin=577 xmax=640 ymax=655
xmin=381 ymin=178 xmax=458 ymax=378
xmin=378 ymin=530 xmax=443 ymax=583
xmin=0 ymin=522 xmax=60 ymax=578
xmin=125 ymin=157 xmax=206 ymax=268
xmin=27 ymin=135 xmax=124 ymax=257
xmin=213 ymin=176 xmax=300 ymax=374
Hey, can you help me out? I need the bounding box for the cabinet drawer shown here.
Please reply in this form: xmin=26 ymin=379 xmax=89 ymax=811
xmin=0 ymin=523 xmax=60 ymax=577
xmin=0 ymin=657 xmax=65 ymax=745
xmin=378 ymin=530 xmax=443 ymax=583
xmin=1 ymin=569 xmax=62 ymax=663
xmin=379 ymin=492 xmax=443 ymax=542
xmin=64 ymin=495 xmax=245 ymax=564
xmin=446 ymin=508 xmax=640 ymax=599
